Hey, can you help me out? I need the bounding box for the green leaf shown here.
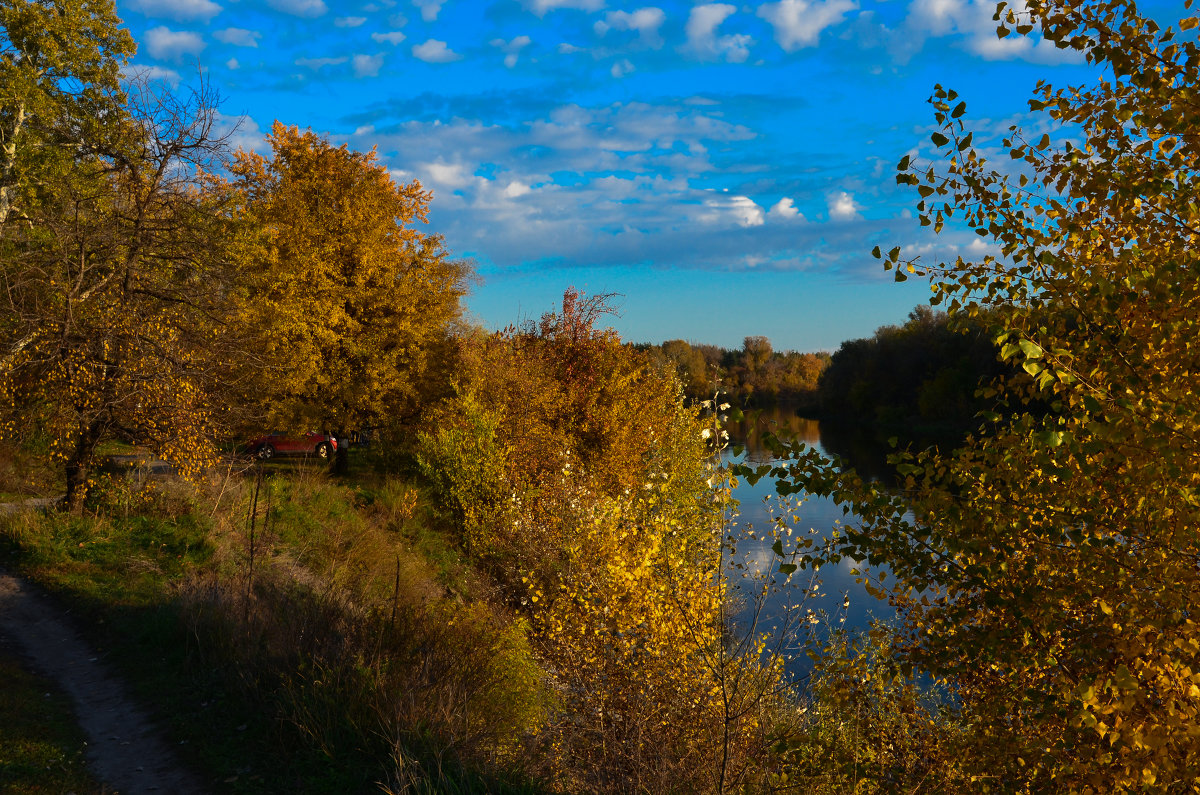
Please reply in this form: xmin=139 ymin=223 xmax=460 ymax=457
xmin=897 ymin=154 xmax=911 ymax=170
xmin=951 ymin=101 xmax=967 ymax=118
xmin=1019 ymin=339 xmax=1044 ymax=359
xmin=931 ymin=132 xmax=950 ymax=147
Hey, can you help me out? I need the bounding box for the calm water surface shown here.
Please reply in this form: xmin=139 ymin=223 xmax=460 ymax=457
xmin=722 ymin=407 xmax=901 ymax=645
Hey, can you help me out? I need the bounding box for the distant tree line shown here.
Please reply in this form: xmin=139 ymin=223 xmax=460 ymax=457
xmin=639 ymin=337 xmax=830 ymax=408
xmin=815 ymin=305 xmax=1016 ymax=434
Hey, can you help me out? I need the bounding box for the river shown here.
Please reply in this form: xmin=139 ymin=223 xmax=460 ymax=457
xmin=721 ymin=407 xmax=902 ymax=661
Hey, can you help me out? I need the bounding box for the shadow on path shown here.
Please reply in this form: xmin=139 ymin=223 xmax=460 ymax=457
xmin=0 ymin=569 xmax=209 ymax=794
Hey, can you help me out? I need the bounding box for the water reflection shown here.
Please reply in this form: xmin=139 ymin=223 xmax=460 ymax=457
xmin=719 ymin=406 xmax=898 ymax=658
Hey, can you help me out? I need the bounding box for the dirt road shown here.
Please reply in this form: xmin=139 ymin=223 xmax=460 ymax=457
xmin=0 ymin=569 xmax=209 ymax=794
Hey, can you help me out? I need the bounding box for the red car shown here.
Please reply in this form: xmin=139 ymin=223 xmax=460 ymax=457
xmin=245 ymin=432 xmax=337 ymax=460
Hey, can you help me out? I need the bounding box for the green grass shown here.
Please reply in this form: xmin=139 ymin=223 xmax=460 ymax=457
xmin=0 ymin=649 xmax=98 ymax=794
xmin=0 ymin=467 xmax=551 ymax=794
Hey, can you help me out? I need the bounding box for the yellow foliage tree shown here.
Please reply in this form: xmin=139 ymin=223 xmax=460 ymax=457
xmin=229 ymin=123 xmax=471 ymax=436
xmin=773 ymin=0 xmax=1200 ymax=788
xmin=419 ymin=291 xmax=796 ymax=791
xmin=1 ymin=73 xmax=241 ymax=509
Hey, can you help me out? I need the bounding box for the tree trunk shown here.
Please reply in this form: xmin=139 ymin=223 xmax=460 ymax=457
xmin=332 ymin=432 xmax=350 ymax=476
xmin=63 ymin=420 xmax=102 ymax=512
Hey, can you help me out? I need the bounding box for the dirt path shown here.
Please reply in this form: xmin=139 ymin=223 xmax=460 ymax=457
xmin=0 ymin=569 xmax=210 ymax=794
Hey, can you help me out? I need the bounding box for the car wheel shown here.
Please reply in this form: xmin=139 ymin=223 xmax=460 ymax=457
xmin=315 ymin=442 xmax=333 ymax=459
xmin=257 ymin=443 xmax=276 ymax=460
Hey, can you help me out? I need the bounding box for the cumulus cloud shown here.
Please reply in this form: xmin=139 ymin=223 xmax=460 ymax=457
xmin=268 ymin=0 xmax=327 ymax=18
xmin=215 ymin=113 xmax=269 ymax=154
xmin=906 ymin=0 xmax=1084 ymax=63
xmin=413 ymin=0 xmax=445 ymax=21
xmin=504 ymin=180 xmax=532 ymax=198
xmin=296 ymin=55 xmax=348 ymax=70
xmin=124 ymin=0 xmax=222 ymax=21
xmin=721 ymin=195 xmax=766 ymax=227
xmin=340 ymin=103 xmax=889 ymax=276
xmin=124 ymin=63 xmax=183 ymax=87
xmin=226 ymin=57 xmax=239 ymax=69
xmin=611 ymin=58 xmax=634 ymax=77
xmin=144 ymin=27 xmax=205 ymax=62
xmin=595 ymin=7 xmax=666 ymax=48
xmin=757 ymin=0 xmax=857 ymax=51
xmin=214 ymin=27 xmax=261 ymax=47
xmin=524 ymin=0 xmax=605 ymax=16
xmin=769 ymin=197 xmax=805 ymax=221
xmin=372 ymin=31 xmax=407 ymax=45
xmin=423 ymin=160 xmax=474 ymax=189
xmin=683 ymin=4 xmax=752 ymax=62
xmin=491 ymin=35 xmax=532 ymax=68
xmin=335 ymin=16 xmax=367 ymax=26
xmin=354 ymin=53 xmax=385 ymax=76
xmin=413 ymin=39 xmax=462 ymax=62
xmin=827 ymin=191 xmax=861 ymax=220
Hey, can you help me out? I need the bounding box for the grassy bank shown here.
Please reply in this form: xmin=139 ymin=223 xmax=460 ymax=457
xmin=0 ymin=458 xmax=549 ymax=794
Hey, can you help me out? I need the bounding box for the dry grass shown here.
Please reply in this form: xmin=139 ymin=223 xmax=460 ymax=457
xmin=179 ymin=467 xmax=552 ymax=791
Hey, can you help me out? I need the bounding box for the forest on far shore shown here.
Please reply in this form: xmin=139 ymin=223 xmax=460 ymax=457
xmin=649 ymin=304 xmax=1021 ymax=440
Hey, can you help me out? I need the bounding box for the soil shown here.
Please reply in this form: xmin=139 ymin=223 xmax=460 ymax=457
xmin=0 ymin=568 xmax=210 ymax=794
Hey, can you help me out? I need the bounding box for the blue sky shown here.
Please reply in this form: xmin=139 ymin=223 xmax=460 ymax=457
xmin=115 ymin=0 xmax=1181 ymax=350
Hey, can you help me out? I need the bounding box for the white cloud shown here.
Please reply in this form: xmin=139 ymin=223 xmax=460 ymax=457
xmin=491 ymin=35 xmax=532 ymax=68
xmin=827 ymin=191 xmax=861 ymax=220
xmin=354 ymin=53 xmax=385 ymax=76
xmin=143 ymin=27 xmax=206 ymax=62
xmin=757 ymin=0 xmax=857 ymax=51
xmin=424 ymin=160 xmax=474 ymax=189
xmin=611 ymin=58 xmax=634 ymax=77
xmin=412 ymin=39 xmax=462 ymax=62
xmin=769 ymin=197 xmax=805 ymax=221
xmin=124 ymin=0 xmax=222 ymax=21
xmin=296 ymin=55 xmax=348 ymax=70
xmin=906 ymin=0 xmax=1084 ymax=63
xmin=215 ymin=113 xmax=269 ymax=154
xmin=335 ymin=16 xmax=367 ymax=26
xmin=413 ymin=0 xmax=445 ymax=21
xmin=703 ymin=193 xmax=765 ymax=227
xmin=268 ymin=0 xmax=327 ymax=18
xmin=557 ymin=42 xmax=584 ymax=53
xmin=342 ymin=104 xmax=871 ymax=275
xmin=124 ymin=63 xmax=183 ymax=87
xmin=597 ymin=7 xmax=666 ymax=48
xmin=372 ymin=31 xmax=407 ymax=45
xmin=214 ymin=27 xmax=261 ymax=47
xmin=524 ymin=0 xmax=604 ymax=16
xmin=504 ymin=181 xmax=532 ymax=198
xmin=226 ymin=57 xmax=239 ymax=69
xmin=683 ymin=4 xmax=752 ymax=62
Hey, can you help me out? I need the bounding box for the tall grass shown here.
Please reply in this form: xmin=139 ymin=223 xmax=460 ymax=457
xmin=0 ymin=466 xmax=551 ymax=793
xmin=182 ymin=469 xmax=551 ymax=792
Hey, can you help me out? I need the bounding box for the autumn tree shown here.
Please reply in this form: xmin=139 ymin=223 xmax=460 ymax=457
xmin=0 ymin=0 xmax=133 ymax=226
xmin=416 ymin=291 xmax=795 ymax=791
xmin=1 ymin=16 xmax=242 ymax=509
xmin=773 ymin=0 xmax=1200 ymax=788
xmin=229 ymin=124 xmax=471 ymax=446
